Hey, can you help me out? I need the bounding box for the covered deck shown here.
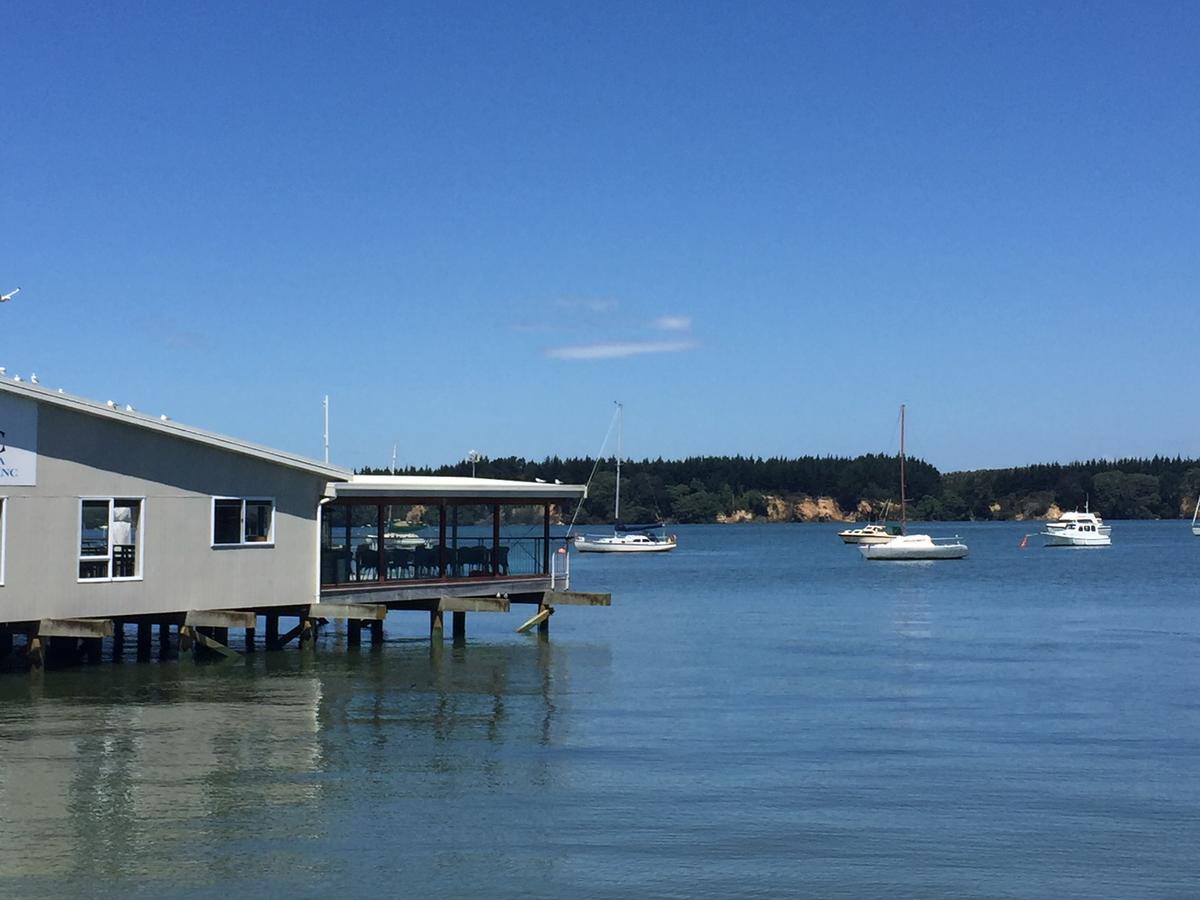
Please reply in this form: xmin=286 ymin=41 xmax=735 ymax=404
xmin=318 ymin=475 xmax=586 ymax=606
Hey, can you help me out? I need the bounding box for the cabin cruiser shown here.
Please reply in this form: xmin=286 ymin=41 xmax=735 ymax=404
xmin=1042 ymin=508 xmax=1111 ymax=547
xmin=838 ymin=522 xmax=900 ymax=544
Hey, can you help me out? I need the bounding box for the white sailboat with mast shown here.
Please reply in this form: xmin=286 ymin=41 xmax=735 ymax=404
xmin=860 ymin=404 xmax=969 ymax=561
xmin=1192 ymin=496 xmax=1200 ymax=537
xmin=574 ymin=403 xmax=678 ymax=553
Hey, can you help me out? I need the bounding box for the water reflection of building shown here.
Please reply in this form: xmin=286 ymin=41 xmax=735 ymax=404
xmin=0 ymin=640 xmax=612 ymax=882
xmin=0 ymin=667 xmax=323 ymax=878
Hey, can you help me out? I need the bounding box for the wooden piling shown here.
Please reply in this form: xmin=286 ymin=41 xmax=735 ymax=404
xmin=430 ymin=608 xmax=444 ymax=641
xmin=27 ymin=635 xmax=43 ymax=671
xmin=158 ymin=622 xmax=171 ymax=658
xmin=369 ymin=618 xmax=383 ymax=646
xmin=112 ymin=623 xmax=125 ymax=662
xmin=347 ymin=619 xmax=361 ymax=646
xmin=452 ymin=611 xmax=466 ymax=642
xmin=84 ymin=637 xmax=102 ymax=664
xmin=136 ymin=621 xmax=153 ymax=661
xmin=0 ymin=631 xmax=12 ymax=659
xmin=298 ymin=617 xmax=314 ymax=650
xmin=245 ymin=626 xmax=256 ymax=653
xmin=266 ymin=614 xmax=280 ymax=650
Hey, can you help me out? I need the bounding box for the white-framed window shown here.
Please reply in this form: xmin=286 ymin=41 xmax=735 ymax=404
xmin=212 ymin=497 xmax=275 ymax=546
xmin=78 ymin=497 xmax=144 ymax=581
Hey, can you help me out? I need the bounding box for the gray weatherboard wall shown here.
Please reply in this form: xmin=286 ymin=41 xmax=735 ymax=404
xmin=2 ymin=399 xmax=336 ymax=623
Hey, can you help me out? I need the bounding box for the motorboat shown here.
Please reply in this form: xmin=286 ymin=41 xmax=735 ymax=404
xmin=838 ymin=522 xmax=900 ymax=544
xmin=839 ymin=504 xmax=899 ymax=544
xmin=860 ymin=533 xmax=969 ymax=560
xmin=572 ymin=403 xmax=678 ymax=554
xmin=858 ymin=404 xmax=969 ymax=562
xmin=1042 ymin=506 xmax=1111 ymax=547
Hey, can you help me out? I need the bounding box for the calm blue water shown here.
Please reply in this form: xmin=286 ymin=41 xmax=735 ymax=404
xmin=1 ymin=521 xmax=1198 ymax=897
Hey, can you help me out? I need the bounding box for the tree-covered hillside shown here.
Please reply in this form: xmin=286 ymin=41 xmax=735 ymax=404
xmin=360 ymin=455 xmax=1200 ymax=523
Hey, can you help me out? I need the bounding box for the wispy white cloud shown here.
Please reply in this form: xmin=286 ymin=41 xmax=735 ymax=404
xmin=554 ymin=297 xmax=618 ymax=314
xmin=653 ymin=315 xmax=692 ymax=331
xmin=546 ymin=340 xmax=698 ymax=361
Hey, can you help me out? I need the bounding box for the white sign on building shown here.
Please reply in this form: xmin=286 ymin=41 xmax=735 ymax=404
xmin=0 ymin=393 xmax=38 ymax=486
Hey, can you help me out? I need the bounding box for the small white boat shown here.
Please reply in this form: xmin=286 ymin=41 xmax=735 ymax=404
xmin=839 ymin=522 xmax=899 ymax=544
xmin=860 ymin=533 xmax=969 ymax=560
xmin=859 ymin=405 xmax=969 ymax=562
xmin=573 ymin=402 xmax=678 ymax=554
xmin=839 ymin=504 xmax=899 ymax=544
xmin=1042 ymin=506 xmax=1111 ymax=547
xmin=1192 ymin=496 xmax=1200 ymax=537
xmin=574 ymin=530 xmax=678 ymax=553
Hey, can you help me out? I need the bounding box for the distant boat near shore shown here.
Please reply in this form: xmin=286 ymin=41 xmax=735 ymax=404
xmin=859 ymin=405 xmax=968 ymax=561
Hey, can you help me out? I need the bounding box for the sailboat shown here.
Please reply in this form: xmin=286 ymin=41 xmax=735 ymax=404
xmin=573 ymin=403 xmax=678 ymax=553
xmin=1192 ymin=496 xmax=1200 ymax=537
xmin=859 ymin=405 xmax=969 ymax=561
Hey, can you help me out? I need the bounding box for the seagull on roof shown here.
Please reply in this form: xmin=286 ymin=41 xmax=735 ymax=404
xmin=535 ymin=477 xmax=546 ymax=483
xmin=0 ymin=288 xmax=21 ymax=302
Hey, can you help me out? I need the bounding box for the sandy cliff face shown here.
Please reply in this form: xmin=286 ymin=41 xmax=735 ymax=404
xmin=761 ymin=495 xmax=855 ymax=523
xmin=716 ymin=509 xmax=755 ymax=523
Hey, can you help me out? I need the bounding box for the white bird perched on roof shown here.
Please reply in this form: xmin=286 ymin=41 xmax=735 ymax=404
xmin=534 ymin=477 xmax=546 ymax=483
xmin=554 ymin=478 xmax=562 ymax=484
xmin=1 ymin=288 xmax=21 ymax=302
xmin=30 ymin=373 xmax=38 ymax=384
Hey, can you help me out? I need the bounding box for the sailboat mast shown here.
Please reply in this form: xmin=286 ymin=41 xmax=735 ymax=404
xmin=614 ymin=402 xmax=622 ymax=522
xmin=899 ymin=403 xmax=907 ymax=534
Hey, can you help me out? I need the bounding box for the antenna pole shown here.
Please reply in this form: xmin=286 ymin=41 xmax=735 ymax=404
xmin=899 ymin=403 xmax=907 ymax=534
xmin=323 ymin=395 xmax=330 ymax=464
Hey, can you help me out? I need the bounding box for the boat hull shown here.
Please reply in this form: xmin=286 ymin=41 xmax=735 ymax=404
xmin=839 ymin=532 xmax=895 ymax=545
xmin=1042 ymin=532 xmax=1111 ymax=547
xmin=574 ymin=538 xmax=677 ymax=553
xmin=859 ymin=535 xmax=968 ymax=560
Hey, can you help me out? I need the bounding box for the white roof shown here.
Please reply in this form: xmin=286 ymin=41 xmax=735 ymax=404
xmin=0 ymin=377 xmax=350 ymax=480
xmin=332 ymin=474 xmax=587 ymax=501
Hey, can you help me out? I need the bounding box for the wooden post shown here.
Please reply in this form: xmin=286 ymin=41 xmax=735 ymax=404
xmin=179 ymin=625 xmax=194 ymax=654
xmin=438 ymin=503 xmax=447 ymax=577
xmin=84 ymin=637 xmax=102 ymax=664
xmin=0 ymin=631 xmax=12 ymax=659
xmin=112 ymin=623 xmax=125 ymax=662
xmin=266 ymin=614 xmax=279 ymax=650
xmin=492 ymin=504 xmax=501 ymax=575
xmin=137 ymin=621 xmax=153 ymax=661
xmin=451 ymin=610 xmax=466 ymax=643
xmin=538 ymin=603 xmax=552 ymax=636
xmin=158 ymin=622 xmax=171 ymax=658
xmin=430 ymin=608 xmax=444 ymax=641
xmin=299 ymin=617 xmax=314 ymax=650
xmin=347 ymin=619 xmax=361 ymax=646
xmin=213 ymin=627 xmax=229 ymax=646
xmin=27 ymin=635 xmax=43 ymax=671
xmin=369 ymin=618 xmax=384 ymax=645
xmin=245 ymin=626 xmax=256 ymax=653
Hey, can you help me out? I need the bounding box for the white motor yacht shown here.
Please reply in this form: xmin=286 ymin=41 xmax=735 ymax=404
xmin=838 ymin=522 xmax=899 ymax=545
xmin=1042 ymin=507 xmax=1111 ymax=547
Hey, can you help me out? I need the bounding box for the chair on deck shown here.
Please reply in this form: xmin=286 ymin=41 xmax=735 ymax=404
xmin=354 ymin=543 xmax=378 ymax=581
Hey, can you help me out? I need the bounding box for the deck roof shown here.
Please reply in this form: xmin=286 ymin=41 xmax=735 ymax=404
xmin=331 ymin=474 xmax=587 ymax=502
xmin=0 ymin=377 xmax=351 ymax=480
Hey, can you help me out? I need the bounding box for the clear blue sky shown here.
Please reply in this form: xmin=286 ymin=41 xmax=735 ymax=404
xmin=3 ymin=1 xmax=1197 ymax=472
